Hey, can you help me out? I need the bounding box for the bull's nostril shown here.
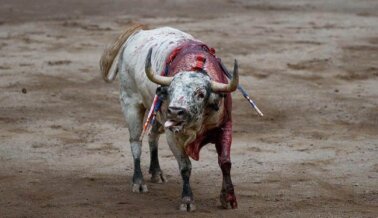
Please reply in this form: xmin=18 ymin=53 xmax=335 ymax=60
xmin=177 ymin=110 xmax=184 ymax=116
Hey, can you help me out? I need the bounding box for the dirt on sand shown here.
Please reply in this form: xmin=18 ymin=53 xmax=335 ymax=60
xmin=0 ymin=0 xmax=377 ymax=217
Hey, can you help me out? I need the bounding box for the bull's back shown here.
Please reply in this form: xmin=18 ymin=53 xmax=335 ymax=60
xmin=121 ymin=27 xmax=198 ymax=107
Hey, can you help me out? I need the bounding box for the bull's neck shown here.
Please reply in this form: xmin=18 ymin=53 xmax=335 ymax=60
xmin=170 ymin=116 xmax=204 ymax=148
xmin=166 ymin=41 xmax=212 ymax=77
xmin=166 ymin=44 xmax=228 ymax=85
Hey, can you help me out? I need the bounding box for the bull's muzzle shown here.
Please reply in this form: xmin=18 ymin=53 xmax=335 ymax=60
xmin=167 ymin=106 xmax=188 ymax=118
xmin=165 ymin=106 xmax=188 ymax=133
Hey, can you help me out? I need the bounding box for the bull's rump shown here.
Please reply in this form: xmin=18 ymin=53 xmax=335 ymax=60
xmin=100 ymin=24 xmax=147 ymax=82
xmin=121 ymin=27 xmax=200 ymax=107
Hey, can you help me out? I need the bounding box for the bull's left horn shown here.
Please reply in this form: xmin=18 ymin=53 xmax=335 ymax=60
xmin=211 ymin=59 xmax=239 ymax=92
xmin=145 ymin=48 xmax=173 ymax=86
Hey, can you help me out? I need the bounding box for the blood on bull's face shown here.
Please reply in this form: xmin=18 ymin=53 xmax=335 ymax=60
xmin=145 ymin=48 xmax=239 ymax=133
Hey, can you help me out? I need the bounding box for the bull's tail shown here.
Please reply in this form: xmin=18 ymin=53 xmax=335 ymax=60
xmin=99 ymin=23 xmax=147 ymax=82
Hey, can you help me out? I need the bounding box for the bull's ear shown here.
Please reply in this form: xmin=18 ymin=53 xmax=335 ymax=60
xmin=156 ymin=86 xmax=168 ymax=100
xmin=207 ymin=93 xmax=221 ymax=111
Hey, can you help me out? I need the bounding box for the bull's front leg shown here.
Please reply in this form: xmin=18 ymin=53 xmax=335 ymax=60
xmin=216 ymin=121 xmax=238 ymax=209
xmin=166 ymin=131 xmax=196 ymax=212
xmin=178 ymin=155 xmax=195 ymax=212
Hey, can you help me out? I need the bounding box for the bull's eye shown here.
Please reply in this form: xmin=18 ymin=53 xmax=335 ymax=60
xmin=195 ymin=90 xmax=205 ymax=99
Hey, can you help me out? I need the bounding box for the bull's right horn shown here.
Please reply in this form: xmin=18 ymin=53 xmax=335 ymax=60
xmin=145 ymin=48 xmax=173 ymax=86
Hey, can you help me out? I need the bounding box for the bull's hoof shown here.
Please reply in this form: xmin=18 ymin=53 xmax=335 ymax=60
xmin=150 ymin=171 xmax=168 ymax=183
xmin=179 ymin=196 xmax=196 ymax=212
xmin=132 ymin=183 xmax=148 ymax=193
xmin=179 ymin=203 xmax=196 ymax=212
xmin=220 ymin=192 xmax=238 ymax=209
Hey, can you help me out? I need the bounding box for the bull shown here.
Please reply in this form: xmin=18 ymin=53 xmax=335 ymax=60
xmin=100 ymin=24 xmax=239 ymax=211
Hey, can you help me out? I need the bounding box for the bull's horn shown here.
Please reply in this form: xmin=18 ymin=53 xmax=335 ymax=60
xmin=211 ymin=59 xmax=239 ymax=92
xmin=145 ymin=48 xmax=173 ymax=86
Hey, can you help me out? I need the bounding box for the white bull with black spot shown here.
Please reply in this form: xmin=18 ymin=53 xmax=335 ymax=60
xmin=100 ymin=24 xmax=239 ymax=211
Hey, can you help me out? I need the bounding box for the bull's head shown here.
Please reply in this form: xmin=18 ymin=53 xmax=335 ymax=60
xmin=145 ymin=48 xmax=239 ymax=133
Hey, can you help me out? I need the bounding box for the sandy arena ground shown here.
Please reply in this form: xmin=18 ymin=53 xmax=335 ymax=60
xmin=0 ymin=0 xmax=377 ymax=217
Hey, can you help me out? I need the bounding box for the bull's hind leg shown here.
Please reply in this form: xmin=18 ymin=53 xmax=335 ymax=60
xmin=120 ymin=93 xmax=148 ymax=193
xmin=148 ymin=122 xmax=167 ymax=183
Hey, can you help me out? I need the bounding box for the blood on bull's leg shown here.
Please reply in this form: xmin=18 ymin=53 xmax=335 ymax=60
xmin=120 ymin=92 xmax=148 ymax=193
xmin=215 ymin=121 xmax=238 ymax=209
xmin=148 ymin=122 xmax=167 ymax=183
xmin=218 ymin=160 xmax=237 ymax=209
